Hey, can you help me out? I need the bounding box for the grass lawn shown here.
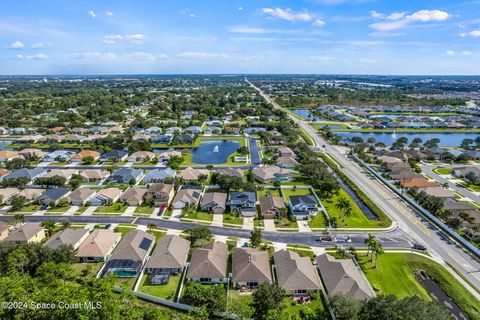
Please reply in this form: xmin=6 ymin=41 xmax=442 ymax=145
xmin=283 ymin=295 xmax=325 ymax=318
xmin=181 ymin=211 xmax=213 ymax=222
xmin=281 ymin=187 xmax=312 ymax=203
xmin=275 ymin=217 xmax=299 ymax=229
xmin=359 ymin=253 xmax=480 ymax=319
xmin=282 ymin=175 xmax=310 ymax=186
xmin=115 ymin=277 xmax=137 ymax=290
xmin=320 ymin=189 xmax=383 ymax=228
xmin=71 ymin=262 xmax=103 ymax=278
xmin=14 ymin=204 xmax=40 ymax=213
xmin=132 ymin=161 xmax=158 ymax=167
xmin=308 ymin=212 xmax=328 ymax=228
xmin=162 ymin=209 xmax=172 ymax=217
xmin=134 ymin=205 xmax=154 ymax=215
xmin=148 ymin=230 xmax=167 ymax=242
xmin=138 ymin=274 xmax=181 ymax=301
xmin=76 ymin=206 xmax=88 ymax=213
xmin=257 ymin=188 xmax=281 ymax=198
xmin=114 ymin=226 xmax=137 ymax=237
xmin=223 ymin=213 xmax=243 ymax=225
xmin=46 ymin=206 xmax=71 ymax=213
xmin=95 ymin=203 xmax=128 ymax=213
xmin=286 ymin=245 xmax=316 ymax=260
xmin=432 ymin=167 xmax=453 ymax=175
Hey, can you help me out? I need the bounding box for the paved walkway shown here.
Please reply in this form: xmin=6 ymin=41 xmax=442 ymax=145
xmin=273 ymin=242 xmax=287 ymax=252
xmin=212 ymin=213 xmax=223 ymax=227
xmin=32 ymin=210 xmax=47 ymax=216
xmin=64 ymin=206 xmax=79 ymax=216
xmin=264 ymin=219 xmax=276 ymax=231
xmin=150 ymin=208 xmax=161 ymax=218
xmin=297 ymin=220 xmax=312 ymax=232
xmin=311 ymin=246 xmax=326 ymax=256
xmin=169 ymin=209 xmax=182 ymax=221
xmin=243 ymin=217 xmax=254 ymax=230
xmin=123 ymin=206 xmax=136 ymax=216
xmin=82 ymin=206 xmax=98 ymax=216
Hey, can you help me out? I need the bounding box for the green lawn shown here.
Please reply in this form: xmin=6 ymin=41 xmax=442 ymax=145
xmin=320 ymin=189 xmax=383 ymax=228
xmin=113 ymin=226 xmax=137 ymax=237
xmin=148 ymin=230 xmax=167 ymax=242
xmin=14 ymin=204 xmax=40 ymax=213
xmin=95 ymin=203 xmax=128 ymax=213
xmin=257 ymin=188 xmax=281 ymax=198
xmin=134 ymin=205 xmax=154 ymax=215
xmin=76 ymin=206 xmax=88 ymax=213
xmin=115 ymin=277 xmax=137 ymax=290
xmin=275 ymin=217 xmax=299 ymax=229
xmin=223 ymin=213 xmax=243 ymax=225
xmin=307 ymin=213 xmax=328 ymax=228
xmin=432 ymin=167 xmax=453 ymax=175
xmin=138 ymin=274 xmax=181 ymax=300
xmin=281 ymin=187 xmax=312 ymax=203
xmin=162 ymin=209 xmax=172 ymax=217
xmin=359 ymin=253 xmax=480 ymax=319
xmin=71 ymin=262 xmax=103 ymax=278
xmin=46 ymin=206 xmax=71 ymax=213
xmin=181 ymin=211 xmax=213 ymax=222
xmin=283 ymin=295 xmax=325 ymax=318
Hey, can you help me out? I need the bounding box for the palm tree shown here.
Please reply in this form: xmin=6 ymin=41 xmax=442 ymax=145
xmin=372 ymin=241 xmax=384 ymax=268
xmin=147 ymin=223 xmax=156 ymax=232
xmin=61 ymin=221 xmax=70 ymax=230
xmin=364 ymin=234 xmax=375 ymax=259
xmin=335 ymin=197 xmax=352 ymax=221
xmin=14 ymin=214 xmax=25 ymax=227
xmin=348 ymin=246 xmax=357 ymax=259
xmin=336 ymin=247 xmax=346 ymax=258
xmin=41 ymin=220 xmax=56 ymax=237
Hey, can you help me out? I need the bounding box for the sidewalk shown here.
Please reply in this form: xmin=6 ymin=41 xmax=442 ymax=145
xmin=264 ymin=219 xmax=276 ymax=231
xmin=297 ymin=220 xmax=312 ymax=232
xmin=243 ymin=217 xmax=254 ymax=230
xmin=123 ymin=206 xmax=136 ymax=216
xmin=169 ymin=209 xmax=182 ymax=221
xmin=64 ymin=206 xmax=79 ymax=216
xmin=82 ymin=206 xmax=98 ymax=216
xmin=212 ymin=213 xmax=223 ymax=227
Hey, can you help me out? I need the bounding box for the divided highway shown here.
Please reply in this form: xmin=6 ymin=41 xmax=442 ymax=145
xmin=246 ymin=78 xmax=480 ymax=295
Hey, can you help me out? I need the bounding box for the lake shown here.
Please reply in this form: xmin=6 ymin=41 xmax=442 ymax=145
xmin=0 ymin=140 xmax=13 ymax=150
xmin=191 ymin=140 xmax=240 ymax=164
xmin=336 ymin=132 xmax=480 ymax=146
xmin=291 ymin=109 xmax=325 ymax=121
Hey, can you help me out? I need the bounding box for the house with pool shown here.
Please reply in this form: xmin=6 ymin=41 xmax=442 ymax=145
xmin=102 ymin=230 xmax=154 ymax=278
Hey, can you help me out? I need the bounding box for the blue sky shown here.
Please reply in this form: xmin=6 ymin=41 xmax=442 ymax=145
xmin=1 ymin=0 xmax=479 ymax=75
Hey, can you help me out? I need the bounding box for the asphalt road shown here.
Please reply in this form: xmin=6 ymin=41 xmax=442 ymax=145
xmin=0 ymin=215 xmax=411 ymax=248
xmin=248 ymin=137 xmax=262 ymax=166
xmin=246 ymin=78 xmax=480 ymax=293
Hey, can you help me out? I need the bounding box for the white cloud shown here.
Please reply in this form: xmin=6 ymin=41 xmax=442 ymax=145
xmin=369 ymin=20 xmax=409 ymax=31
xmin=88 ymin=10 xmax=96 ymax=18
xmin=468 ymin=30 xmax=480 ymax=37
xmin=238 ymin=7 xmax=243 ymax=11
xmin=176 ymin=52 xmax=230 ymax=59
xmin=369 ymin=10 xmax=383 ymax=19
xmin=262 ymin=8 xmax=312 ymax=22
xmin=69 ymin=51 xmax=164 ymax=62
xmin=126 ymin=34 xmax=146 ymax=40
xmin=461 ymin=51 xmax=473 ymax=56
xmin=7 ymin=40 xmax=24 ymax=49
xmin=446 ymin=50 xmax=455 ymax=56
xmin=102 ymin=34 xmax=146 ymax=45
xmin=228 ymin=26 xmax=269 ymax=34
xmin=106 ymin=11 xmax=114 ymax=16
xmin=406 ymin=10 xmax=449 ymax=22
xmin=16 ymin=53 xmax=48 ymax=60
xmin=31 ymin=42 xmax=45 ymax=49
xmin=105 ymin=35 xmax=123 ymax=40
xmin=386 ymin=12 xmax=406 ymax=21
xmin=313 ymin=19 xmax=326 ymax=27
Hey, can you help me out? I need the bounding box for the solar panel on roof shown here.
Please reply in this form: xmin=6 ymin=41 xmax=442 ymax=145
xmin=139 ymin=238 xmax=153 ymax=251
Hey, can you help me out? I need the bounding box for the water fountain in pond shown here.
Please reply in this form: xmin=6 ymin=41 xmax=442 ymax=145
xmin=391 ymin=130 xmax=397 ymax=140
xmin=213 ymin=145 xmax=219 ymax=153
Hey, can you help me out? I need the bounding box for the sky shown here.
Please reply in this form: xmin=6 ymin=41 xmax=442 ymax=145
xmin=1 ymin=0 xmax=480 ymax=75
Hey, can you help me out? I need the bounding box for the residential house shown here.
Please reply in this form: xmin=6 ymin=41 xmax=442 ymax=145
xmin=223 ymin=127 xmax=240 ymax=135
xmin=276 ymin=156 xmax=299 ymax=168
xmin=16 ymin=188 xmax=45 ymax=201
xmin=76 ymin=229 xmax=121 ymax=262
xmin=200 ymin=192 xmax=228 ymax=214
xmin=400 ymin=178 xmax=438 ymax=189
xmin=274 ymin=249 xmax=321 ymax=295
xmin=152 ymin=134 xmax=173 ymax=144
xmin=120 ymin=187 xmax=148 ymax=206
xmin=107 ymin=168 xmax=143 ymax=184
xmin=5 ymin=223 xmax=45 ymax=244
xmin=232 ymin=247 xmax=272 ymax=289
xmin=42 ymin=169 xmax=78 ymax=180
xmin=229 ymin=191 xmax=257 ymax=217
xmin=0 ymin=168 xmax=12 ymax=178
xmin=171 ymin=187 xmax=201 ymax=209
xmin=67 ymin=188 xmax=97 ymax=206
xmin=178 ymin=167 xmax=209 ymax=182
xmin=183 ymin=126 xmax=202 ymax=134
xmin=128 ymin=151 xmax=156 ymax=162
xmin=99 ymin=150 xmax=128 ymax=162
xmin=278 ymin=147 xmax=295 ymax=157
xmin=157 ymin=150 xmax=182 ymax=161
xmin=316 ymin=254 xmax=375 ymax=300
xmin=43 ymin=228 xmax=90 ymax=250
xmin=79 ymin=170 xmax=110 ymax=183
xmin=145 ymin=183 xmax=175 ymax=208
xmin=132 ymin=133 xmax=151 ymax=141
xmin=43 ymin=150 xmax=75 ymax=162
xmin=18 ymin=148 xmax=47 ymax=159
xmin=452 ymin=166 xmax=480 ymax=178
xmin=259 ymin=196 xmax=286 ymax=219
xmin=102 ymin=230 xmax=155 ymax=277
xmin=0 ymin=188 xmax=19 ymax=204
xmin=165 ymin=127 xmax=182 ymax=135
xmin=3 ymin=168 xmax=46 ymax=181
xmin=145 ymin=235 xmax=190 ymax=284
xmin=143 ymin=168 xmax=177 ymax=183
xmin=289 ymin=195 xmax=318 ymax=219
xmin=0 ymin=150 xmax=21 ymax=163
xmin=88 ymin=188 xmax=123 ymax=206
xmin=443 ymin=199 xmax=479 ymax=216
xmin=244 ymin=127 xmax=266 ymax=134
xmin=174 ymin=135 xmax=194 ymax=144
xmin=186 ymin=241 xmax=228 ymax=284
xmin=253 ymin=165 xmax=294 ymax=183
xmin=0 ymin=221 xmax=8 ymax=241
xmin=418 ymin=187 xmax=455 ymax=199
xmin=215 ymin=168 xmax=244 ymax=178
xmin=71 ymin=150 xmax=101 ymax=162
xmin=37 ymin=188 xmax=71 ymax=206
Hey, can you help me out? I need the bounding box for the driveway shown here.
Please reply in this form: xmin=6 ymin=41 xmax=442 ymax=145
xmin=64 ymin=206 xmax=79 ymax=216
xmin=264 ymin=219 xmax=276 ymax=231
xmin=212 ymin=213 xmax=223 ymax=227
xmin=169 ymin=209 xmax=182 ymax=221
xmin=123 ymin=206 xmax=136 ymax=216
xmin=82 ymin=206 xmax=98 ymax=216
xmin=243 ymin=217 xmax=254 ymax=230
xmin=298 ymin=220 xmax=312 ymax=232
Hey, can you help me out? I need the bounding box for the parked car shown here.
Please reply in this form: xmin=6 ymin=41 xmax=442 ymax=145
xmin=105 ymin=224 xmax=112 ymax=230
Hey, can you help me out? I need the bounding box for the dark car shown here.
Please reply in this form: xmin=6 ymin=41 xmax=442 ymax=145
xmin=104 ymin=223 xmax=112 ymax=230
xmin=412 ymin=243 xmax=427 ymax=251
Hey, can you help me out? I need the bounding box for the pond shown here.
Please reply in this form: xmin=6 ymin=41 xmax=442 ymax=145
xmin=291 ymin=109 xmax=325 ymax=121
xmin=191 ymin=140 xmax=240 ymax=164
xmin=336 ymin=132 xmax=480 ymax=146
xmin=0 ymin=140 xmax=13 ymax=150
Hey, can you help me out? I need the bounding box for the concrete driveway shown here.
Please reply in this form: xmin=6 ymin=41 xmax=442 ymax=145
xmin=264 ymin=219 xmax=276 ymax=231
xmin=212 ymin=213 xmax=223 ymax=226
xmin=243 ymin=217 xmax=254 ymax=230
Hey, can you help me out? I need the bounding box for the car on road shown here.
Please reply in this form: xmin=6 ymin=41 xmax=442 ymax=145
xmin=104 ymin=223 xmax=112 ymax=229
xmin=334 ymin=236 xmax=352 ymax=243
xmin=319 ymin=236 xmax=333 ymax=242
xmin=412 ymin=243 xmax=427 ymax=251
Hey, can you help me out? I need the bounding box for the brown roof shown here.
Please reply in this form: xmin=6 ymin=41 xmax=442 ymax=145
xmin=76 ymin=229 xmax=121 ymax=258
xmin=67 ymin=188 xmax=97 ymax=202
xmin=274 ymin=249 xmax=320 ymax=291
xmin=43 ymin=228 xmax=90 ymax=249
xmin=0 ymin=169 xmax=11 ymax=177
xmin=401 ymin=178 xmax=438 ymax=188
xmin=120 ymin=187 xmax=148 ymax=202
xmin=145 ymin=235 xmax=190 ymax=270
xmin=259 ymin=196 xmax=285 ymax=215
xmin=232 ymin=247 xmax=272 ymax=284
xmin=0 ymin=150 xmax=19 ymax=159
xmin=316 ymin=254 xmax=375 ymax=300
xmin=109 ymin=230 xmax=154 ymax=262
xmin=71 ymin=150 xmax=100 ymax=159
xmin=187 ymin=241 xmax=228 ymax=279
xmin=5 ymin=223 xmax=44 ymax=242
xmin=178 ymin=167 xmax=209 ymax=181
xmin=147 ymin=183 xmax=174 ymax=194
xmin=418 ymin=187 xmax=455 ymax=198
xmin=80 ymin=170 xmax=109 ymax=180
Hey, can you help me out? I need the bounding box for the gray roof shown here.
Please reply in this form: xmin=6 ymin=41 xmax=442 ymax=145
xmin=201 ymin=192 xmax=228 ymax=208
xmin=110 ymin=168 xmax=143 ymax=181
xmin=187 ymin=242 xmax=228 ymax=279
xmin=230 ymin=192 xmax=256 ymax=203
xmin=109 ymin=230 xmax=154 ymax=262
xmin=43 ymin=228 xmax=89 ymax=250
xmin=143 ymin=168 xmax=176 ymax=181
xmin=443 ymin=199 xmax=477 ymax=211
xmin=289 ymin=195 xmax=317 ymax=206
xmin=145 ymin=235 xmax=190 ymax=270
xmin=67 ymin=188 xmax=96 ymax=202
xmin=4 ymin=168 xmax=45 ymax=180
xmin=37 ymin=188 xmax=70 ymax=201
xmin=215 ymin=168 xmax=244 ymax=178
xmin=316 ymin=254 xmax=375 ymax=300
xmin=232 ymin=247 xmax=272 ymax=284
xmin=6 ymin=223 xmax=44 ymax=242
xmin=274 ymin=249 xmax=320 ymax=291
